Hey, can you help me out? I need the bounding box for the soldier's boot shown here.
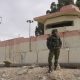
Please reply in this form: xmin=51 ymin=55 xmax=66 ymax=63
xmin=54 ymin=61 xmax=58 ymax=71
xmin=54 ymin=65 xmax=57 ymax=70
xmin=48 ymin=65 xmax=52 ymax=73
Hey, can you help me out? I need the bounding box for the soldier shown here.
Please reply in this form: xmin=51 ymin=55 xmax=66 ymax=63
xmin=47 ymin=29 xmax=62 ymax=73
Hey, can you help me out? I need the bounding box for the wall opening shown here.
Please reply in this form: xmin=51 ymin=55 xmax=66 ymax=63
xmin=46 ymin=21 xmax=74 ymax=29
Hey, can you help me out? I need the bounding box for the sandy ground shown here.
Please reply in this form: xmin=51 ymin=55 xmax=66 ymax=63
xmin=0 ymin=66 xmax=80 ymax=80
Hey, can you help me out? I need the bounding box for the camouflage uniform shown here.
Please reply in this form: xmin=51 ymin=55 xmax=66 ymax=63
xmin=47 ymin=29 xmax=62 ymax=72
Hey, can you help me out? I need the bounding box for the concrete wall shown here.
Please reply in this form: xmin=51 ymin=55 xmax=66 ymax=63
xmin=44 ymin=16 xmax=80 ymax=34
xmin=0 ymin=47 xmax=5 ymax=64
xmin=0 ymin=34 xmax=80 ymax=65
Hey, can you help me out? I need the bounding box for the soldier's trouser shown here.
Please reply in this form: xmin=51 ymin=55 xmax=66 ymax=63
xmin=48 ymin=49 xmax=60 ymax=71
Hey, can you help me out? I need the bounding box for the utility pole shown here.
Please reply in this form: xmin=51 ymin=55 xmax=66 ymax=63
xmin=36 ymin=36 xmax=39 ymax=64
xmin=26 ymin=20 xmax=33 ymax=52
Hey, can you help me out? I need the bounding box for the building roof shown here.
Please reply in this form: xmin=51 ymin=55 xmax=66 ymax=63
xmin=34 ymin=5 xmax=80 ymax=24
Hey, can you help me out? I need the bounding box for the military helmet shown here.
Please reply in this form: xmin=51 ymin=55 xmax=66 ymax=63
xmin=52 ymin=29 xmax=58 ymax=34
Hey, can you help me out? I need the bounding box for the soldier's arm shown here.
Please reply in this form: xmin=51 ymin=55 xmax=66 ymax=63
xmin=59 ymin=37 xmax=62 ymax=48
xmin=47 ymin=37 xmax=49 ymax=49
xmin=46 ymin=37 xmax=51 ymax=49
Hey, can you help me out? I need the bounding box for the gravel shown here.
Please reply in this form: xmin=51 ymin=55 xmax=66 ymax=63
xmin=0 ymin=66 xmax=80 ymax=80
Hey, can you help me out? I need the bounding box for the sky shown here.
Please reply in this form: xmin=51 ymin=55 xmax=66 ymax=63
xmin=0 ymin=0 xmax=76 ymax=40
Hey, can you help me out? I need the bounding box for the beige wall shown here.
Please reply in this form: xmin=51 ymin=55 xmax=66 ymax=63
xmin=45 ymin=16 xmax=76 ymax=26
xmin=69 ymin=47 xmax=80 ymax=63
xmin=0 ymin=47 xmax=5 ymax=64
xmin=0 ymin=35 xmax=80 ymax=64
xmin=44 ymin=16 xmax=80 ymax=34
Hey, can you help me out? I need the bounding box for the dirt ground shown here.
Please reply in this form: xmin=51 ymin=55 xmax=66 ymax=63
xmin=0 ymin=66 xmax=80 ymax=80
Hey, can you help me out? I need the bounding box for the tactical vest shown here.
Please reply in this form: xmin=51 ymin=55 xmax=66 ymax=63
xmin=47 ymin=35 xmax=61 ymax=49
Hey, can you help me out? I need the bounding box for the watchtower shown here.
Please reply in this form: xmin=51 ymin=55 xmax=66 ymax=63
xmin=34 ymin=4 xmax=80 ymax=34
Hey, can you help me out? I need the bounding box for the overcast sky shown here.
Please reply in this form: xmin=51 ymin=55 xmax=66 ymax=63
xmin=0 ymin=0 xmax=76 ymax=40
